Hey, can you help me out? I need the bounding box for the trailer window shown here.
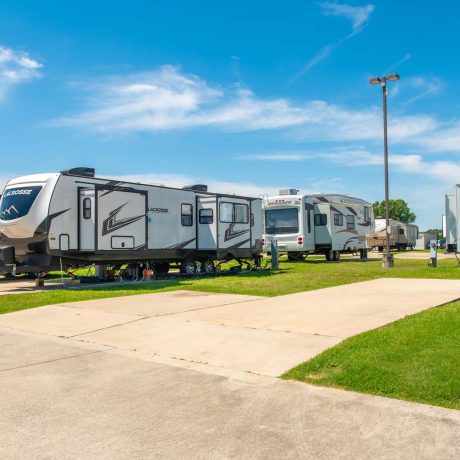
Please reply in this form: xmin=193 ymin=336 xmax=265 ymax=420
xmin=399 ymin=228 xmax=405 ymax=235
xmin=219 ymin=202 xmax=249 ymax=224
xmin=334 ymin=213 xmax=343 ymax=226
xmin=0 ymin=186 xmax=42 ymax=221
xmin=234 ymin=204 xmax=248 ymax=224
xmin=364 ymin=206 xmax=371 ymax=222
xmin=199 ymin=208 xmax=213 ymax=224
xmin=307 ymin=210 xmax=311 ymax=233
xmin=265 ymin=208 xmax=299 ymax=234
xmin=181 ymin=203 xmax=193 ymax=226
xmin=314 ymin=214 xmax=327 ymax=226
xmin=219 ymin=203 xmax=233 ymax=223
xmin=83 ymin=198 xmax=92 ymax=219
xmin=346 ymin=215 xmax=355 ymax=229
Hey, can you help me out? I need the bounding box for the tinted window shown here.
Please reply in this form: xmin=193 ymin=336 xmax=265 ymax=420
xmin=0 ymin=186 xmax=42 ymax=221
xmin=219 ymin=202 xmax=249 ymax=224
xmin=364 ymin=206 xmax=371 ymax=222
xmin=314 ymin=214 xmax=327 ymax=226
xmin=199 ymin=208 xmax=213 ymax=224
xmin=181 ymin=203 xmax=193 ymax=226
xmin=219 ymin=202 xmax=233 ymax=223
xmin=83 ymin=198 xmax=92 ymax=219
xmin=334 ymin=213 xmax=343 ymax=226
xmin=265 ymin=208 xmax=299 ymax=234
xmin=234 ymin=204 xmax=248 ymax=224
xmin=346 ymin=215 xmax=355 ymax=229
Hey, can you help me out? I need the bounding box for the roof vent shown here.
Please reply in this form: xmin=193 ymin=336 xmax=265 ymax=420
xmin=279 ymin=188 xmax=298 ymax=196
xmin=61 ymin=167 xmax=95 ymax=178
xmin=182 ymin=184 xmax=208 ymax=192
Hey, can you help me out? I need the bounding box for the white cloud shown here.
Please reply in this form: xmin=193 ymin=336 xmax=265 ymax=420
xmin=319 ymin=2 xmax=375 ymax=32
xmin=54 ymin=65 xmax=441 ymax=147
xmin=393 ymin=76 xmax=442 ymax=106
xmin=0 ymin=46 xmax=42 ymax=100
xmin=108 ymin=172 xmax=284 ymax=198
xmin=291 ymin=2 xmax=375 ymax=79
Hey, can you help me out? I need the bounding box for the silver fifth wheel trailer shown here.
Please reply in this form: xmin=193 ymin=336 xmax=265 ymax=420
xmin=262 ymin=190 xmax=374 ymax=261
xmin=0 ymin=168 xmax=263 ymax=276
xmin=367 ymin=218 xmax=418 ymax=251
xmin=445 ymin=193 xmax=457 ymax=252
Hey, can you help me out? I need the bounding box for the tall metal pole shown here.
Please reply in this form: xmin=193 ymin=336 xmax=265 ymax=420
xmin=382 ymin=80 xmax=391 ymax=257
xmin=369 ymin=73 xmax=399 ymax=268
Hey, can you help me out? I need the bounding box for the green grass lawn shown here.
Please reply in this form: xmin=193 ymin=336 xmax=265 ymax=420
xmin=1 ymin=256 xmax=459 ymax=315
xmin=282 ymin=300 xmax=460 ymax=410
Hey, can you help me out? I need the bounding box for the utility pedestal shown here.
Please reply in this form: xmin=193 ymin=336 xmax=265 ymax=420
xmin=382 ymin=253 xmax=394 ymax=268
xmin=429 ymin=239 xmax=437 ymax=267
xmin=270 ymin=240 xmax=279 ymax=270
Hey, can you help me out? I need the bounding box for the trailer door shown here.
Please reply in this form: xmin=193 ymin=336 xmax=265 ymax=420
xmin=96 ymin=187 xmax=147 ymax=251
xmin=79 ymin=188 xmax=95 ymax=251
xmin=197 ymin=196 xmax=217 ymax=250
xmin=217 ymin=197 xmax=251 ymax=256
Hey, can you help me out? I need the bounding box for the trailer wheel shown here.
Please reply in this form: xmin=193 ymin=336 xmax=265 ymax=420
xmin=202 ymin=259 xmax=215 ymax=274
xmin=288 ymin=252 xmax=304 ymax=262
xmin=333 ymin=251 xmax=341 ymax=261
xmin=28 ymin=271 xmax=48 ymax=279
xmin=153 ymin=262 xmax=170 ymax=274
xmin=325 ymin=250 xmax=333 ymax=261
xmin=180 ymin=259 xmax=197 ymax=275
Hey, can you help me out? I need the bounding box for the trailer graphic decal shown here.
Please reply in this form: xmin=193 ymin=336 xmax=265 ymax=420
xmin=227 ymin=238 xmax=251 ymax=249
xmin=1 ymin=205 xmax=19 ymax=218
xmin=167 ymin=238 xmax=196 ymax=249
xmin=224 ymin=224 xmax=250 ymax=242
xmin=102 ymin=203 xmax=145 ymax=236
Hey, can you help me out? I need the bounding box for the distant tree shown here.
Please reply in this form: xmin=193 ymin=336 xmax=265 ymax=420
xmin=425 ymin=228 xmax=443 ymax=239
xmin=372 ymin=199 xmax=416 ymax=223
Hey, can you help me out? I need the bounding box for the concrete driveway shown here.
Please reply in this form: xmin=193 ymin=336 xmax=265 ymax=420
xmin=1 ymin=278 xmax=459 ymax=377
xmin=1 ymin=278 xmax=460 ymax=458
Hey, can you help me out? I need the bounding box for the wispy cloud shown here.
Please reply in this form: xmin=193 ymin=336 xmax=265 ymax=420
xmin=384 ymin=52 xmax=412 ymax=73
xmin=291 ymin=2 xmax=375 ymax=80
xmin=319 ymin=2 xmax=375 ymax=33
xmin=0 ymin=45 xmax=42 ymax=101
xmin=53 ymin=65 xmax=441 ymax=147
xmin=396 ymin=76 xmax=442 ymax=106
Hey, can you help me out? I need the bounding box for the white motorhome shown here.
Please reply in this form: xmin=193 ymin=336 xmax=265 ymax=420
xmin=367 ymin=218 xmax=418 ymax=251
xmin=262 ymin=190 xmax=374 ymax=261
xmin=0 ymin=168 xmax=263 ymax=275
xmin=445 ymin=193 xmax=457 ymax=252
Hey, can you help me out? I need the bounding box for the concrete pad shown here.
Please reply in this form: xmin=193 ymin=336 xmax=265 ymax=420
xmin=65 ymin=289 xmax=262 ymax=317
xmin=394 ymin=251 xmax=455 ymax=260
xmin=0 ymin=327 xmax=109 ymax=371
xmin=0 ymin=278 xmax=65 ymax=295
xmin=0 ymin=305 xmax=140 ymax=337
xmin=76 ymin=316 xmax=341 ymax=376
xmin=174 ymin=278 xmax=460 ymax=338
xmin=0 ymin=328 xmax=459 ymax=459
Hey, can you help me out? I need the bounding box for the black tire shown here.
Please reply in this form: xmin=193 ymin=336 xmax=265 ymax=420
xmin=201 ymin=259 xmax=215 ymax=273
xmin=180 ymin=259 xmax=196 ymax=275
xmin=288 ymin=252 xmax=304 ymax=262
xmin=153 ymin=262 xmax=170 ymax=274
xmin=325 ymin=250 xmax=333 ymax=261
xmin=359 ymin=249 xmax=368 ymax=260
xmin=333 ymin=251 xmax=341 ymax=261
xmin=28 ymin=271 xmax=48 ymax=279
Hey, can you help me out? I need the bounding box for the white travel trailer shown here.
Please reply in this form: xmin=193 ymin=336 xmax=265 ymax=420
xmin=445 ymin=193 xmax=457 ymax=252
xmin=0 ymin=168 xmax=263 ymax=276
xmin=367 ymin=218 xmax=418 ymax=251
xmin=262 ymin=190 xmax=374 ymax=261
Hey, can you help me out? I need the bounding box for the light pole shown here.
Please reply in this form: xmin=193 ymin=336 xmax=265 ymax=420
xmin=369 ymin=73 xmax=400 ymax=268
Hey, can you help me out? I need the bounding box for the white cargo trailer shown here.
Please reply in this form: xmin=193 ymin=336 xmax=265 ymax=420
xmin=262 ymin=190 xmax=374 ymax=261
xmin=0 ymin=168 xmax=263 ymax=275
xmin=445 ymin=193 xmax=457 ymax=252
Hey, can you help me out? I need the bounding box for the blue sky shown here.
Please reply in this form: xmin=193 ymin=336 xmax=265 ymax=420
xmin=0 ymin=0 xmax=459 ymax=229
